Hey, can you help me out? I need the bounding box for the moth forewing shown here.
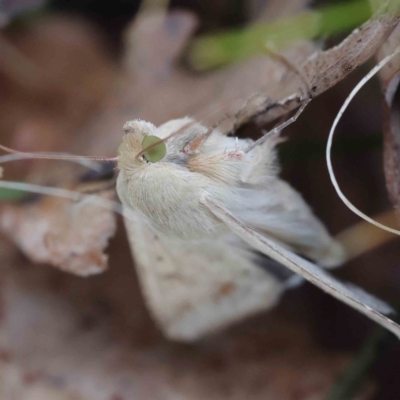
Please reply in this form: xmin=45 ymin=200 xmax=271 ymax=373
xmin=203 ymin=197 xmax=400 ymax=340
xmin=122 ymin=206 xmax=284 ymax=341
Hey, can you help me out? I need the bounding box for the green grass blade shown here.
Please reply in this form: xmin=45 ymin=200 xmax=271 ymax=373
xmin=189 ymin=0 xmax=371 ymax=70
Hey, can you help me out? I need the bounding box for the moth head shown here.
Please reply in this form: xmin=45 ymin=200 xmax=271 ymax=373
xmin=117 ymin=120 xmax=167 ymax=169
xmin=117 ymin=117 xmax=211 ymax=174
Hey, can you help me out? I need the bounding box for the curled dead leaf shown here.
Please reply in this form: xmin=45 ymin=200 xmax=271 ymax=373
xmin=0 ymin=186 xmax=116 ymax=276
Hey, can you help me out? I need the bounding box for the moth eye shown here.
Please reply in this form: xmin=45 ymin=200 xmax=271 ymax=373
xmin=141 ymin=135 xmax=166 ymax=162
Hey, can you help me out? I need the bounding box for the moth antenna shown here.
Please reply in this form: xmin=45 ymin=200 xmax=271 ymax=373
xmin=327 ymin=46 xmax=400 ymax=236
xmin=0 ymin=180 xmax=137 ymax=222
xmin=136 ymin=120 xmax=196 ymax=159
xmin=0 ymin=143 xmax=117 ymax=163
xmin=0 ymin=153 xmax=106 ymax=172
xmin=244 ymin=99 xmax=310 ymax=154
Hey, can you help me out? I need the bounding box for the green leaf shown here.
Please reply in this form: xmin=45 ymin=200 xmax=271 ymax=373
xmin=188 ymin=0 xmax=372 ymax=71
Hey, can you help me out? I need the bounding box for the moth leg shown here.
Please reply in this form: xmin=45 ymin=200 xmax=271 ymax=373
xmin=244 ymin=98 xmax=311 ymax=153
xmin=202 ymin=196 xmax=400 ymax=340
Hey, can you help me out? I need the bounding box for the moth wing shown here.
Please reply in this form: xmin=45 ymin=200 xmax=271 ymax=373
xmin=234 ymin=182 xmax=346 ymax=268
xmin=203 ymin=196 xmax=400 ymax=340
xmin=123 ymin=208 xmax=284 ymax=342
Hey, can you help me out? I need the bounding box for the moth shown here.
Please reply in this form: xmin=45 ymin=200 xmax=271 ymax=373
xmin=113 ymin=113 xmax=400 ymax=342
xmin=112 ymin=46 xmax=400 ymax=342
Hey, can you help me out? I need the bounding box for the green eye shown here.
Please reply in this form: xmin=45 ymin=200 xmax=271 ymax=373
xmin=141 ymin=135 xmax=166 ymax=162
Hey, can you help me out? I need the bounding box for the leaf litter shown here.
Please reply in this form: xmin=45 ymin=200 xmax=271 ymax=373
xmin=0 ymin=1 xmax=399 ymax=398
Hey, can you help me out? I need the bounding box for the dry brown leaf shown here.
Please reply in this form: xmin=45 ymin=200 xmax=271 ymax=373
xmin=0 ymin=187 xmax=116 ymax=276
